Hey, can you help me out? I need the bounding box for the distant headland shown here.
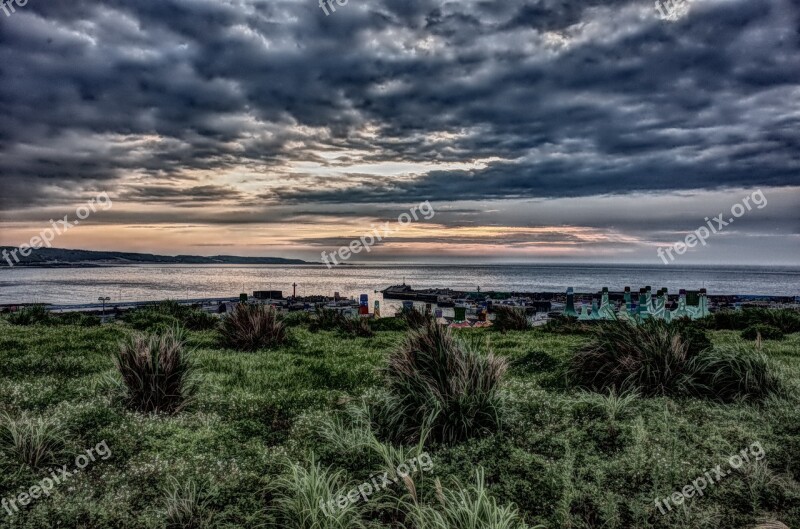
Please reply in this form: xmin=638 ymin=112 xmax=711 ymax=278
xmin=0 ymin=247 xmax=313 ymax=267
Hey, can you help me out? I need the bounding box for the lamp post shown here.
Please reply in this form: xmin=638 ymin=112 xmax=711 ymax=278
xmin=98 ymin=296 xmax=110 ymax=319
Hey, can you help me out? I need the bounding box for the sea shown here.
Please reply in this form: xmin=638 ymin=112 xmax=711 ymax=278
xmin=1 ymin=264 xmax=799 ymax=309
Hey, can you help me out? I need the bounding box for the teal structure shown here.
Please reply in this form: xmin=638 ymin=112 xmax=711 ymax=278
xmin=569 ymin=286 xmax=709 ymax=321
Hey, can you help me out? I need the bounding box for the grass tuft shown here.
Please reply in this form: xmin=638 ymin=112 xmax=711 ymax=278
xmin=0 ymin=412 xmax=65 ymax=469
xmin=114 ymin=326 xmax=196 ymax=414
xmin=220 ymin=303 xmax=287 ymax=351
xmin=492 ymin=306 xmax=530 ymax=332
xmin=271 ymin=458 xmax=364 ymax=529
xmin=405 ymin=469 xmax=539 ymax=529
xmin=568 ymin=319 xmax=696 ymax=396
xmin=380 ymin=320 xmax=507 ymax=444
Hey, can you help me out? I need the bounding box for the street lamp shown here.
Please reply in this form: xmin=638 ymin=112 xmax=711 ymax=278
xmin=98 ymin=296 xmax=111 ymax=319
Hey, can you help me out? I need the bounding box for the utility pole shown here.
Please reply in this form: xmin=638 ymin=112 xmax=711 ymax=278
xmin=98 ymin=296 xmax=111 ymax=320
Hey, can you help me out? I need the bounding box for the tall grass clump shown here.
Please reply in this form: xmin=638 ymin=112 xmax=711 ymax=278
xmin=0 ymin=412 xmax=65 ymax=469
xmin=163 ymin=478 xmax=216 ymax=529
xmin=380 ymin=320 xmax=507 ymax=444
xmin=404 ymin=469 xmax=537 ymax=529
xmin=492 ymin=306 xmax=530 ymax=332
xmin=220 ymin=303 xmax=287 ymax=351
xmin=115 ymin=327 xmax=196 ymax=414
xmin=568 ymin=319 xmax=696 ymax=396
xmin=398 ymin=307 xmax=431 ymax=330
xmin=271 ymin=459 xmax=363 ymax=529
xmin=569 ymin=320 xmax=784 ymax=401
xmin=689 ymin=345 xmax=784 ymax=402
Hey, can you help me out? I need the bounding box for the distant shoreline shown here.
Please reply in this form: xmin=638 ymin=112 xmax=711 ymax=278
xmin=0 ymin=247 xmax=315 ymax=267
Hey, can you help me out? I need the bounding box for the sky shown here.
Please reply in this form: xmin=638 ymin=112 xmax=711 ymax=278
xmin=0 ymin=0 xmax=798 ymax=265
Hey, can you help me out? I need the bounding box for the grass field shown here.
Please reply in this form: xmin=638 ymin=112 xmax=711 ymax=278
xmin=0 ymin=309 xmax=798 ymax=528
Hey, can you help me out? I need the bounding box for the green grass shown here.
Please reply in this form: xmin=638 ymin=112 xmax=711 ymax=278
xmin=0 ymin=314 xmax=798 ymax=528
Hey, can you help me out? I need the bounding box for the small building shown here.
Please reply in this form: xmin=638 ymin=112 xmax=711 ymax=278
xmin=253 ymin=291 xmax=284 ymax=300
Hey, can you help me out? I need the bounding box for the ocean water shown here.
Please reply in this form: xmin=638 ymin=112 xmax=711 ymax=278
xmin=1 ymin=264 xmax=799 ymax=307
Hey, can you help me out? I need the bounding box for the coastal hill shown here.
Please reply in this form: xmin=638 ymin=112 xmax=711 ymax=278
xmin=0 ymin=247 xmax=312 ymax=267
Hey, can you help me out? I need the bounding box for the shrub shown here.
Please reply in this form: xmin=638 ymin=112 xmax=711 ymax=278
xmin=689 ymin=345 xmax=783 ymax=402
xmin=181 ymin=309 xmax=219 ymax=332
xmin=309 ymin=307 xmax=373 ymax=337
xmin=220 ymin=303 xmax=287 ymax=351
xmin=742 ymin=324 xmax=784 ymax=341
xmin=711 ymin=308 xmax=800 ymax=333
xmin=7 ymin=305 xmax=52 ymax=325
xmin=370 ymin=317 xmax=409 ymax=332
xmin=492 ymin=306 xmax=530 ymax=332
xmin=55 ymin=312 xmax=102 ymax=327
xmin=568 ymin=319 xmax=696 ymax=396
xmin=405 ymin=469 xmax=536 ymax=529
xmin=542 ymin=316 xmax=592 ymax=335
xmin=125 ymin=301 xmax=218 ymax=332
xmin=380 ymin=320 xmax=507 ymax=444
xmin=339 ymin=316 xmax=374 ymax=338
xmin=283 ymin=310 xmax=312 ymax=328
xmin=115 ymin=327 xmax=196 ymax=414
xmin=711 ymin=310 xmax=746 ymax=330
xmin=0 ymin=412 xmax=65 ymax=469
xmin=309 ymin=307 xmax=345 ymax=332
xmin=670 ymin=318 xmax=712 ymax=355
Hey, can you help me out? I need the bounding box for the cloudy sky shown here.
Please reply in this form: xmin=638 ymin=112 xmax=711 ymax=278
xmin=0 ymin=0 xmax=798 ymax=265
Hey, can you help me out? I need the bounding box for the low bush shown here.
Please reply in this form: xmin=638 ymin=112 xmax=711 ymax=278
xmin=309 ymin=307 xmax=344 ymax=332
xmin=670 ymin=318 xmax=713 ymax=355
xmin=220 ymin=303 xmax=287 ymax=351
xmin=542 ymin=316 xmax=592 ymax=335
xmin=124 ymin=300 xmax=218 ymax=332
xmin=55 ymin=312 xmax=102 ymax=327
xmin=380 ymin=320 xmax=507 ymax=444
xmin=283 ymin=310 xmax=312 ymax=328
xmin=7 ymin=305 xmax=52 ymax=326
xmin=369 ymin=317 xmax=409 ymax=332
xmin=711 ymin=308 xmax=800 ymax=333
xmin=114 ymin=326 xmax=196 ymax=414
xmin=742 ymin=324 xmax=785 ymax=341
xmin=492 ymin=306 xmax=530 ymax=332
xmin=309 ymin=307 xmax=374 ymax=337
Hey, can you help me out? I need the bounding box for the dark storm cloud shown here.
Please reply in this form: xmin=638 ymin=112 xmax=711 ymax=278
xmin=0 ymin=0 xmax=798 ymax=210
